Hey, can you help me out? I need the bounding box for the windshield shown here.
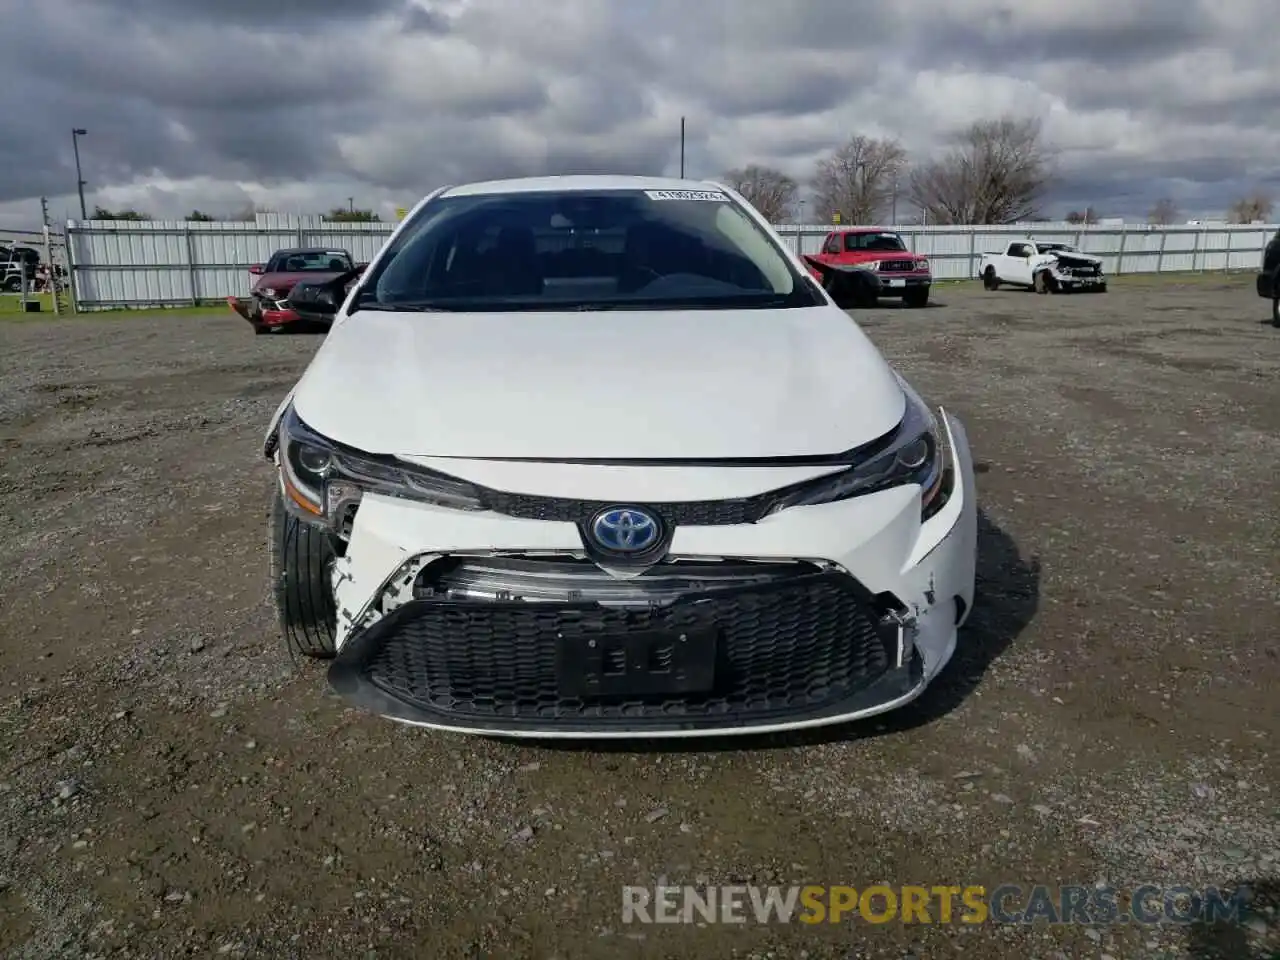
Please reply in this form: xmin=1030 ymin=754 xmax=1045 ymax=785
xmin=354 ymin=189 xmax=821 ymax=311
xmin=844 ymin=232 xmax=907 ymax=252
xmin=268 ymin=250 xmax=354 ymax=273
xmin=1036 ymin=243 xmax=1075 ymax=254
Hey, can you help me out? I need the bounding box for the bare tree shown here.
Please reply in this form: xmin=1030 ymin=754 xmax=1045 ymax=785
xmin=1065 ymin=207 xmax=1099 ymax=225
xmin=722 ymin=165 xmax=799 ymax=223
xmin=811 ymin=135 xmax=907 ymax=225
xmin=907 ymin=115 xmax=1055 ymax=224
xmin=1226 ymin=191 xmax=1274 ymax=224
xmin=1146 ymin=198 xmax=1178 ymax=225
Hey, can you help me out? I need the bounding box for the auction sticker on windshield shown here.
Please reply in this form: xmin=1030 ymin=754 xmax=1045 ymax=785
xmin=645 ymin=190 xmax=729 ymax=202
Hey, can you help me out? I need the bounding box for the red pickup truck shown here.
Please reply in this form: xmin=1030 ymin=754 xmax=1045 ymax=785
xmin=803 ymin=229 xmax=931 ymax=308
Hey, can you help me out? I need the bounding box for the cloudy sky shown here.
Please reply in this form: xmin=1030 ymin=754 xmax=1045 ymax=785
xmin=1 ymin=0 xmax=1277 ymax=228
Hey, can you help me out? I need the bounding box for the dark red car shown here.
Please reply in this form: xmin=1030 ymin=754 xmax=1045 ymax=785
xmin=228 ymin=246 xmax=363 ymax=334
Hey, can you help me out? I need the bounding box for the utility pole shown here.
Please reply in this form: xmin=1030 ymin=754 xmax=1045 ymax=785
xmin=40 ymin=197 xmax=61 ymax=317
xmin=71 ymin=128 xmax=87 ymax=221
xmin=347 ymin=197 xmax=354 ymax=213
xmin=856 ymin=161 xmax=867 ymax=224
xmin=675 ymin=117 xmax=686 ymax=179
xmin=891 ymin=174 xmax=898 ymax=226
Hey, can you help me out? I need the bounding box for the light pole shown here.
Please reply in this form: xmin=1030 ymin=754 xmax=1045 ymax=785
xmin=679 ymin=117 xmax=686 ymax=178
xmin=71 ymin=128 xmax=87 ymax=220
xmin=347 ymin=197 xmax=354 ymax=213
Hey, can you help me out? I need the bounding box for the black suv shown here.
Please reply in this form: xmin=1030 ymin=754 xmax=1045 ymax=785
xmin=1259 ymin=229 xmax=1280 ymax=327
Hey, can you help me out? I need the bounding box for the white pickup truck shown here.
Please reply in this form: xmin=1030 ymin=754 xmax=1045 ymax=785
xmin=978 ymin=240 xmax=1106 ymax=294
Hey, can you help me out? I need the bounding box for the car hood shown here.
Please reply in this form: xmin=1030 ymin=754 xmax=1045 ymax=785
xmin=290 ymin=306 xmax=908 ymax=460
xmin=847 ymin=251 xmax=912 ymax=261
xmin=254 ymin=271 xmax=346 ymax=292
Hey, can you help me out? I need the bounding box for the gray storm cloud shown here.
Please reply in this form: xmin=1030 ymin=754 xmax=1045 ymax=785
xmin=1 ymin=0 xmax=1276 ymax=224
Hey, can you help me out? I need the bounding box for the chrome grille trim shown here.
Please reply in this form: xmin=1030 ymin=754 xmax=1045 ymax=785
xmin=414 ymin=555 xmax=818 ymax=607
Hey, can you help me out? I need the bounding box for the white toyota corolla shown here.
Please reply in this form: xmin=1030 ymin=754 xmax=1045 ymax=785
xmin=263 ymin=175 xmax=977 ymax=738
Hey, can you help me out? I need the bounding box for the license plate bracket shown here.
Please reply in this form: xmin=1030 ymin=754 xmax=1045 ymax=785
xmin=556 ymin=628 xmax=718 ymax=698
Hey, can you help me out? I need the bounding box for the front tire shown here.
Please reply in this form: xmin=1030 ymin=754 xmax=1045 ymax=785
xmin=2 ymin=275 xmax=21 ymax=293
xmin=269 ymin=487 xmax=337 ymax=659
xmin=904 ymin=288 xmax=929 ymax=308
xmin=1034 ymin=270 xmax=1055 ymax=294
xmin=982 ymin=267 xmax=1000 ymax=290
xmin=1272 ymin=296 xmax=1279 ymax=328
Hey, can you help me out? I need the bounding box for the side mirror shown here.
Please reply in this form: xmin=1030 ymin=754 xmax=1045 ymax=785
xmin=287 ymin=281 xmax=339 ymax=321
xmin=355 ymin=262 xmax=369 ymax=271
xmin=803 ymin=256 xmax=881 ymax=308
xmin=286 ymin=267 xmax=362 ymax=321
xmin=248 ymin=264 xmax=264 ymax=275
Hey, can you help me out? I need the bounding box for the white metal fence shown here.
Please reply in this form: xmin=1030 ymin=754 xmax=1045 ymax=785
xmin=62 ymin=213 xmax=1276 ymax=310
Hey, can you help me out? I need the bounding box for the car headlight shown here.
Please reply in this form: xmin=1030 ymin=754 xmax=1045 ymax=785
xmin=259 ymin=287 xmax=278 ymax=298
xmin=765 ymin=384 xmax=948 ymax=520
xmin=862 ymin=260 xmax=881 ymax=271
xmin=916 ymin=259 xmax=930 ymax=272
xmin=277 ymin=406 xmax=484 ymax=534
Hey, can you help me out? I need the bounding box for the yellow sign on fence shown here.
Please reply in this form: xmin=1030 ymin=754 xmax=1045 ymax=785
xmin=396 ymin=207 xmax=407 ymax=221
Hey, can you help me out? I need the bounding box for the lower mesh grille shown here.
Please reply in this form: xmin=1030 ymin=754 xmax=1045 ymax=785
xmin=342 ymin=568 xmax=896 ymax=727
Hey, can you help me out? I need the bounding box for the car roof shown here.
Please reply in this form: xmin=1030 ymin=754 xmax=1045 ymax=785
xmin=271 ymin=247 xmax=350 ymax=256
xmin=438 ymin=175 xmax=728 ymax=198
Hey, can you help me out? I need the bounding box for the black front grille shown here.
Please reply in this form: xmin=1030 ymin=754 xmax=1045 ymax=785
xmin=480 ymin=488 xmax=771 ymax=525
xmin=332 ymin=570 xmax=898 ymax=729
xmin=879 ymin=259 xmax=917 ymax=272
xmin=1060 ymin=260 xmax=1100 ymax=276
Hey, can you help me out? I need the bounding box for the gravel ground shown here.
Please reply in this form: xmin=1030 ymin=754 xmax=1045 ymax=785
xmin=1 ymin=279 xmax=1277 ymax=960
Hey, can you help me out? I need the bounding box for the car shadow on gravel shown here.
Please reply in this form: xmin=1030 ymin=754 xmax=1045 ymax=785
xmin=1185 ymin=875 xmax=1278 ymax=959
xmin=524 ymin=507 xmax=1040 ymax=755
xmin=850 ymin=300 xmax=947 ymax=312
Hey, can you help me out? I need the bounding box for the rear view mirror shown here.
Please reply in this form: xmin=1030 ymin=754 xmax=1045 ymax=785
xmin=248 ymin=264 xmax=264 ymax=275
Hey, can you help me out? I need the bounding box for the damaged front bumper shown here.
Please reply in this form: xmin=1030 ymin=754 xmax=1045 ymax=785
xmin=309 ymin=414 xmax=978 ymax=738
xmin=873 ymin=271 xmax=931 ymax=297
xmin=1051 ymin=264 xmax=1106 ymax=290
xmin=227 ymin=295 xmax=301 ymax=327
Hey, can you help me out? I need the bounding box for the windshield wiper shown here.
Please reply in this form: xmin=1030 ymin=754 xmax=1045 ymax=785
xmin=354 ymin=302 xmax=457 ymax=312
xmin=353 ymin=295 xmax=799 ymax=313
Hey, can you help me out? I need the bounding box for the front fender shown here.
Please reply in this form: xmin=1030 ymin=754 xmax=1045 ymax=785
xmin=227 ymin=296 xmax=256 ymax=322
xmin=263 ymin=391 xmax=295 ymax=459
